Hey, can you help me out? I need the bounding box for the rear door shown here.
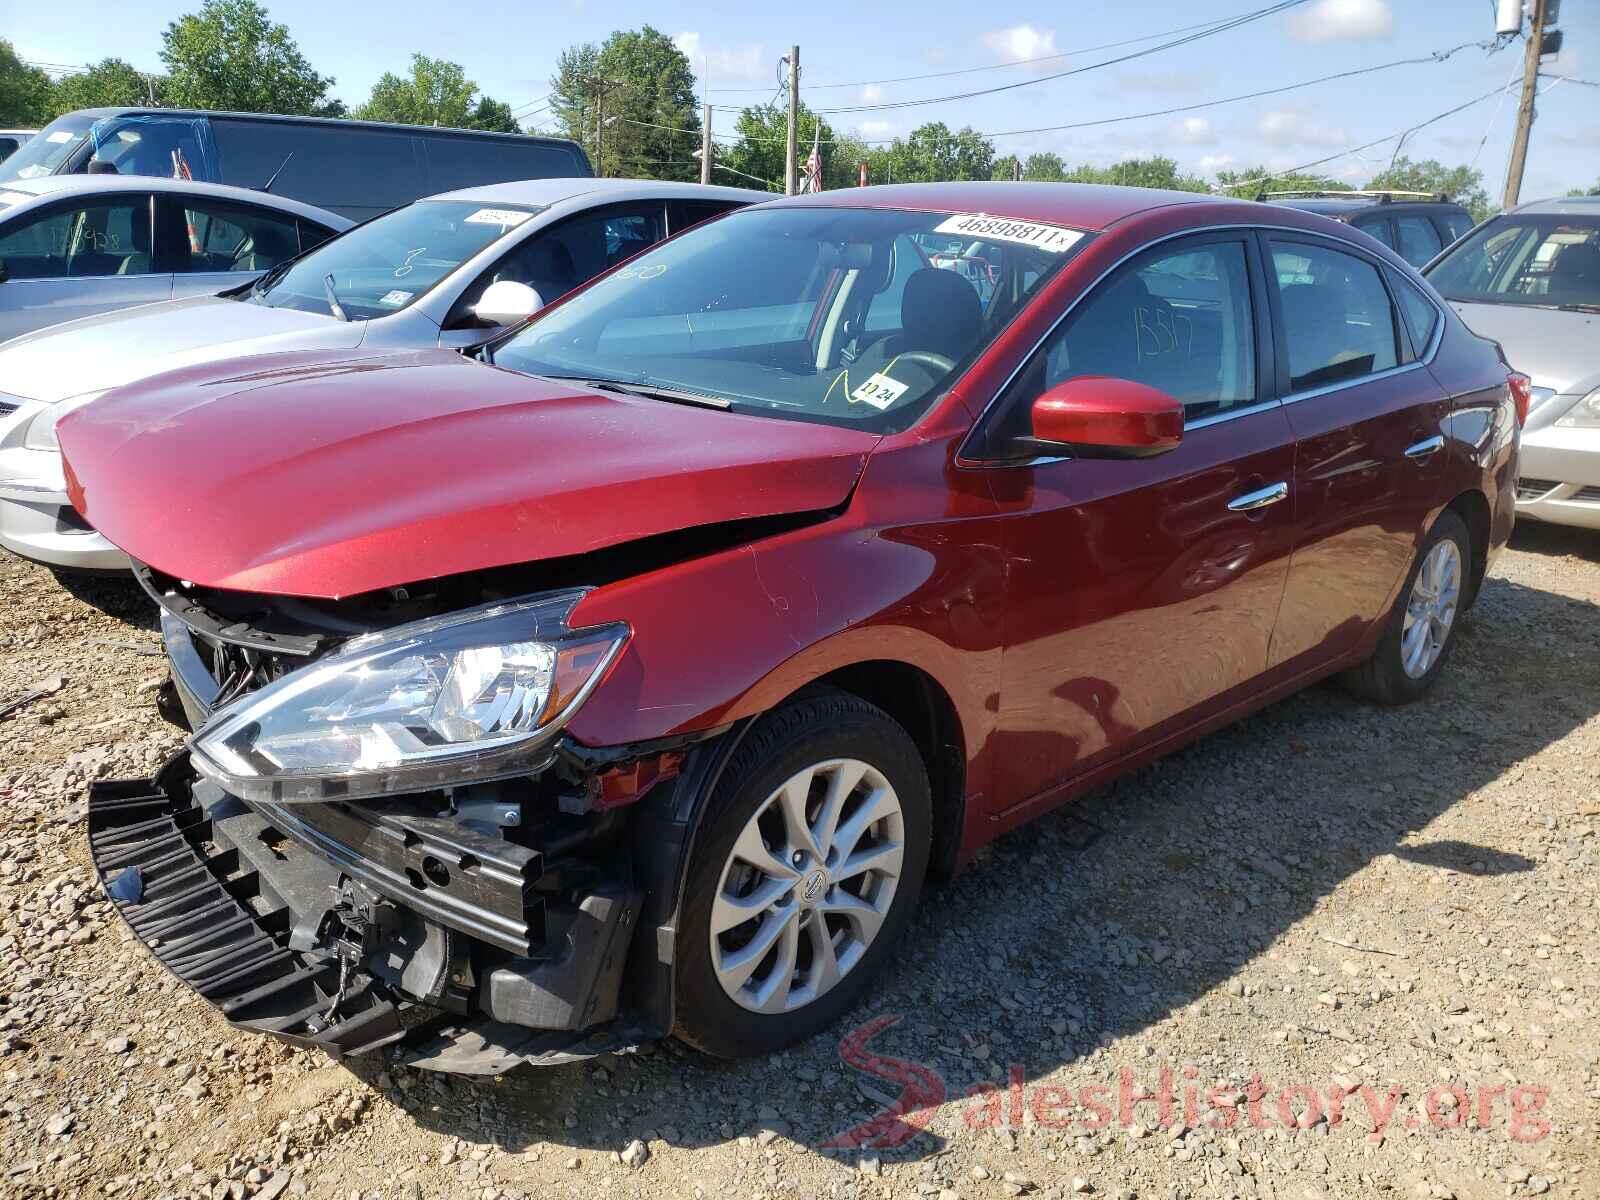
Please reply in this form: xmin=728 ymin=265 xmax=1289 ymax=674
xmin=979 ymin=231 xmax=1298 ymax=810
xmin=158 ymin=194 xmax=321 ymax=300
xmin=1264 ymin=233 xmax=1449 ymax=669
xmin=0 ymin=192 xmax=172 ymax=341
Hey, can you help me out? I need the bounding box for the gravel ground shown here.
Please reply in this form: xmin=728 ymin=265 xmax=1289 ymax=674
xmin=1 ymin=523 xmax=1597 ymax=1200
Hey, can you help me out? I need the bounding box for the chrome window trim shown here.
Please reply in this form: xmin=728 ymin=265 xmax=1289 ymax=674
xmin=960 ymin=220 xmax=1445 ymax=464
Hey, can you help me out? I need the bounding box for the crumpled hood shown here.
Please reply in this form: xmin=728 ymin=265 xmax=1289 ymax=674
xmin=59 ymin=349 xmax=878 ymax=598
xmin=1447 ymin=301 xmax=1600 ymax=396
xmin=0 ymin=295 xmax=357 ymax=405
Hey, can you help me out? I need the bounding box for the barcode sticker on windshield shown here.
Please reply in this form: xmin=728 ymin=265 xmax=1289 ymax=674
xmin=933 ymin=214 xmax=1083 ymax=253
xmin=850 ymin=373 xmax=909 ymax=410
xmin=464 ymin=207 xmax=532 ymax=227
xmin=378 ymin=289 xmax=413 ymax=307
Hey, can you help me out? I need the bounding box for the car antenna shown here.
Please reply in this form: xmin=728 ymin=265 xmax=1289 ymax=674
xmin=261 ymin=151 xmax=295 ymax=194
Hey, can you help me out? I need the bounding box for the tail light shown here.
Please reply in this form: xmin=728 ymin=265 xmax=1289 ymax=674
xmin=1508 ymin=372 xmax=1532 ymax=427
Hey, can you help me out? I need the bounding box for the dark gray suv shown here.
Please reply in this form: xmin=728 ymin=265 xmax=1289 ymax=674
xmin=1262 ymin=190 xmax=1476 ymax=268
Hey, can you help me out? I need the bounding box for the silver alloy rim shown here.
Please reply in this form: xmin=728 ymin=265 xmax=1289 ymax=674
xmin=709 ymin=758 xmax=904 ymax=1014
xmin=1401 ymin=538 xmax=1461 ymax=679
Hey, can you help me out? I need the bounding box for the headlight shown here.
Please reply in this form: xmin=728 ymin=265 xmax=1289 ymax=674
xmin=190 ymin=590 xmax=627 ymax=803
xmin=22 ymin=391 xmax=106 ymax=451
xmin=1555 ymin=389 xmax=1600 ymax=429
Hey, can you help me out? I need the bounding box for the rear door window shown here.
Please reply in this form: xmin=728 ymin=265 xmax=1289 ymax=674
xmin=1270 ymin=239 xmax=1399 ymax=390
xmin=1351 ymin=216 xmax=1394 ymax=249
xmin=666 ymin=199 xmax=745 ymax=234
xmin=0 ymin=195 xmax=155 ymax=278
xmin=1438 ymin=211 xmax=1474 ymax=244
xmin=164 ymin=197 xmax=306 ymax=274
xmin=1395 ymin=216 xmax=1443 ymax=267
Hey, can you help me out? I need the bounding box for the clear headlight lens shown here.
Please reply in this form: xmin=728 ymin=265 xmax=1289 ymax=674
xmin=1555 ymin=389 xmax=1600 ymax=429
xmin=22 ymin=391 xmax=106 ymax=451
xmin=191 ymin=590 xmax=627 ymax=803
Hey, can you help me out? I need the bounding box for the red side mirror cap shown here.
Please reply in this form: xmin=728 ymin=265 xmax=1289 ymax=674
xmin=1027 ymin=376 xmax=1184 ymax=459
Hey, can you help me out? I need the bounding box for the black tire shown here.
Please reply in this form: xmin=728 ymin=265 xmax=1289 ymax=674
xmin=1342 ymin=509 xmax=1471 ymax=706
xmin=673 ymin=688 xmax=931 ymax=1059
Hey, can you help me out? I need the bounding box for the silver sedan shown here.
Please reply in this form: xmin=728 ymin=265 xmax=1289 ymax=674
xmin=0 ymin=177 xmax=766 ymax=570
xmin=1425 ymin=196 xmax=1600 ymax=530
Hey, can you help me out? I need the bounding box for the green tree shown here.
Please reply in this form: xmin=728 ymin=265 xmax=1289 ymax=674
xmin=355 ymin=55 xmax=517 ymax=132
xmin=870 ymin=122 xmax=995 ymax=183
xmin=160 ymin=0 xmax=335 ymax=115
xmin=1064 ymin=155 xmax=1207 ymax=192
xmin=722 ymin=103 xmax=866 ymax=192
xmin=990 ymin=154 xmax=1020 ymax=181
xmin=1365 ymin=156 xmax=1492 ymax=222
xmin=0 ymin=40 xmax=53 ymax=126
xmin=1023 ymin=152 xmax=1065 ymax=182
xmin=48 ymin=59 xmax=157 ymax=117
xmin=1566 ymin=178 xmax=1600 ymax=198
xmin=549 ymin=26 xmax=700 ymax=180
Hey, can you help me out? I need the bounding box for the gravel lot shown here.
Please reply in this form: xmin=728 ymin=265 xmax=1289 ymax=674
xmin=2 ymin=523 xmax=1597 ymax=1200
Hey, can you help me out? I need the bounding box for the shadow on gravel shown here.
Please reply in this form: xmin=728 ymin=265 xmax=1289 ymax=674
xmin=1508 ymin=519 xmax=1600 ymax=564
xmin=369 ymin=573 xmax=1600 ymax=1164
xmin=47 ymin=566 xmax=156 ymax=629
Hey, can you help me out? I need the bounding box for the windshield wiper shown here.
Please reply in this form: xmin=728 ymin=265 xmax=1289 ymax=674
xmin=1556 ymin=302 xmax=1600 ymax=313
xmin=323 ymin=272 xmax=349 ymax=322
xmin=250 ymin=258 xmax=293 ymax=299
xmin=555 ymin=376 xmax=732 ymax=410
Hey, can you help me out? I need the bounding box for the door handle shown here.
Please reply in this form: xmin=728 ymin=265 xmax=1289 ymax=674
xmin=1404 ymin=435 xmax=1445 ymax=461
xmin=1227 ymin=481 xmax=1289 ymax=512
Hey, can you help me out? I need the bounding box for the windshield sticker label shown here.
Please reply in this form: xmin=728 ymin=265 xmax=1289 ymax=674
xmin=933 ymin=214 xmax=1083 ymax=253
xmin=46 ymin=130 xmax=77 ymax=143
xmin=378 ymin=289 xmax=413 ymax=307
xmin=850 ymin=372 xmax=909 ymax=410
xmin=464 ymin=207 xmax=533 ymax=228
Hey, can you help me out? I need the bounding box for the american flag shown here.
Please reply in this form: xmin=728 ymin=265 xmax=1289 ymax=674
xmin=799 ymin=127 xmax=823 ymax=194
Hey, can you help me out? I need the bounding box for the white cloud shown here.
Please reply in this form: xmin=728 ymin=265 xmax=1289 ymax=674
xmin=1258 ymin=108 xmax=1348 ymax=148
xmin=672 ymin=32 xmax=765 ymax=82
xmin=1286 ymin=0 xmax=1394 ymax=44
xmin=981 ymin=24 xmax=1059 ymax=64
xmin=859 ymin=84 xmax=884 ymax=104
xmin=1199 ymin=153 xmax=1237 ymax=173
xmin=1173 ymin=117 xmax=1217 ymax=145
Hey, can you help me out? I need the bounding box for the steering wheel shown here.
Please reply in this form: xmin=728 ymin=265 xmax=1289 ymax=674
xmin=894 ymin=350 xmax=956 ymax=375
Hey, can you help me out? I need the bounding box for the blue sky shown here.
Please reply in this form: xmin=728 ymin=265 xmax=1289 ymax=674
xmin=10 ymin=0 xmax=1599 ymax=197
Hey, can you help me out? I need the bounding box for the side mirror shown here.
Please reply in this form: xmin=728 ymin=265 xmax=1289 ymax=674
xmin=1025 ymin=376 xmax=1183 ymax=459
xmin=474 ymin=280 xmax=543 ymax=326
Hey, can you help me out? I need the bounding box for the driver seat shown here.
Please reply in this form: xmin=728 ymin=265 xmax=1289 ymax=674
xmin=833 ymin=268 xmax=983 ymax=406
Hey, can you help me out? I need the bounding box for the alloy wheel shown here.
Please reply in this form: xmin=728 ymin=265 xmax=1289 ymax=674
xmin=709 ymin=758 xmax=905 ymax=1014
xmin=1401 ymin=538 xmax=1461 ymax=679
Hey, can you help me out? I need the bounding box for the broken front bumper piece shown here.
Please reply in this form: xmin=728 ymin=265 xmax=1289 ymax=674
xmin=87 ymin=756 xmax=646 ymax=1075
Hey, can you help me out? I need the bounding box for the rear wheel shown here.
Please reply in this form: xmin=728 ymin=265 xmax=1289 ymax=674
xmin=673 ymin=689 xmax=930 ymax=1059
xmin=1343 ymin=509 xmax=1470 ymax=705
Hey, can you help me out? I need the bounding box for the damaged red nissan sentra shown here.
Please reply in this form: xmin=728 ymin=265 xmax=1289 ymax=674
xmin=57 ymin=183 xmax=1519 ymax=1075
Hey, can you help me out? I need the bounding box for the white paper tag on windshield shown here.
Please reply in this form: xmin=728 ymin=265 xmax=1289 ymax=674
xmin=850 ymin=372 xmax=909 ymax=410
xmin=47 ymin=130 xmax=77 ymax=144
xmin=378 ymin=289 xmax=413 ymax=307
xmin=464 ymin=207 xmax=532 ymax=227
xmin=933 ymin=213 xmax=1083 ymax=253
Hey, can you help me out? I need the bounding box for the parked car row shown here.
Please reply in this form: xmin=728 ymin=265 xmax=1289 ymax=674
xmin=24 ymin=175 xmax=1526 ymax=1075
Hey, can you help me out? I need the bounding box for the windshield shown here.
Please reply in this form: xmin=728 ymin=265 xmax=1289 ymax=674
xmin=251 ymin=199 xmax=539 ymax=320
xmin=0 ymin=114 xmax=93 ymax=181
xmin=1427 ymin=214 xmax=1600 ymax=309
xmin=493 ymin=206 xmax=1086 ymax=432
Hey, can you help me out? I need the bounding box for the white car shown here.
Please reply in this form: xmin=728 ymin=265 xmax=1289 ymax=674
xmin=0 ymin=177 xmax=764 ymax=570
xmin=0 ymin=173 xmax=349 ymax=342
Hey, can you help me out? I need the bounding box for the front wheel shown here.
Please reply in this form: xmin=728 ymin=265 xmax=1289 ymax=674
xmin=673 ymin=689 xmax=931 ymax=1059
xmin=1343 ymin=509 xmax=1470 ymax=705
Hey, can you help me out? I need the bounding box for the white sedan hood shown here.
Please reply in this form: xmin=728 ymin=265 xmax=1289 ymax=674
xmin=0 ymin=296 xmax=365 ymax=405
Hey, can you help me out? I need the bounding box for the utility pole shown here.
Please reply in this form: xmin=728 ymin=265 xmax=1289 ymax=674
xmin=784 ymin=46 xmax=800 ymax=196
xmin=1503 ymin=0 xmax=1548 ymax=210
xmin=700 ymin=102 xmax=712 ymax=185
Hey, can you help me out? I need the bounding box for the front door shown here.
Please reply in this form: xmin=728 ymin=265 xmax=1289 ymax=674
xmin=1262 ymin=234 xmax=1449 ymax=668
xmin=979 ymin=232 xmax=1299 ymax=811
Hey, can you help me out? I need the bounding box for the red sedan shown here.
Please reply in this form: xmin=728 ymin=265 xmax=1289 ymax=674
xmin=60 ymin=183 xmax=1520 ymax=1071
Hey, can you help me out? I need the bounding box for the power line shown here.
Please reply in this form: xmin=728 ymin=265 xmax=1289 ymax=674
xmin=702 ymin=5 xmax=1287 ymax=94
xmin=792 ymin=0 xmax=1314 ymax=115
xmin=1539 ymin=73 xmax=1599 ymax=86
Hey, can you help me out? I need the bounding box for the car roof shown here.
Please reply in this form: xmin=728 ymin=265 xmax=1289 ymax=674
xmin=1267 ymin=195 xmax=1465 ymax=218
xmin=0 ymin=173 xmax=352 ymax=226
xmin=1508 ymin=195 xmax=1600 ymax=217
xmin=423 ymin=176 xmax=771 ymax=208
xmin=762 ymin=181 xmax=1251 ymax=232
xmin=60 ymin=107 xmax=584 ymax=148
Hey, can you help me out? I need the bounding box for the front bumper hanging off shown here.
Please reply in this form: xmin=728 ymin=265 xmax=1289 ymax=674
xmin=87 ymin=755 xmax=650 ymax=1075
